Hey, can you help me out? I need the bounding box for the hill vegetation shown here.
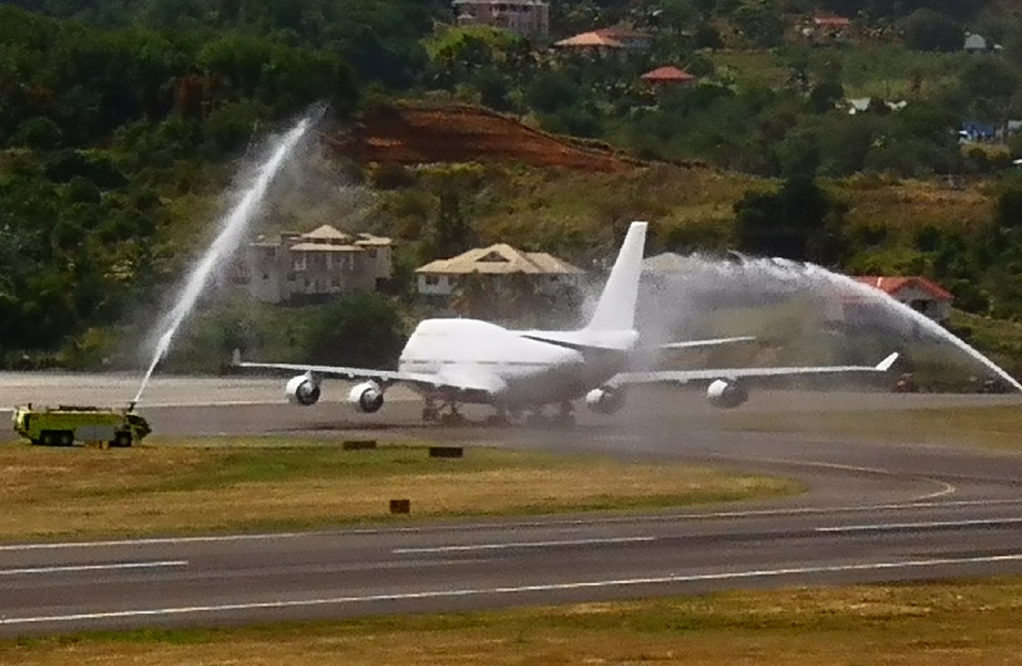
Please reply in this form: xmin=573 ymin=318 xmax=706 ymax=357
xmin=3 ymin=0 xmax=1022 ymax=377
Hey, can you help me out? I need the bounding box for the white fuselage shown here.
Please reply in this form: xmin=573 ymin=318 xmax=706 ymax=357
xmin=397 ymin=319 xmax=634 ymax=409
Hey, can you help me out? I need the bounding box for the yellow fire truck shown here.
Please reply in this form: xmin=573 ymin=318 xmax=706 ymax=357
xmin=11 ymin=404 xmax=151 ymax=447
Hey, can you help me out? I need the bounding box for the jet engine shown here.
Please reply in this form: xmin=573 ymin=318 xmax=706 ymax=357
xmin=707 ymin=379 xmax=748 ymax=409
xmin=286 ymin=374 xmax=321 ymax=406
xmin=585 ymin=386 xmax=626 ymax=414
xmin=348 ymin=381 xmax=384 ymax=413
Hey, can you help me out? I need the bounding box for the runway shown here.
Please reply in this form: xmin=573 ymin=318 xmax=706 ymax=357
xmin=3 ymin=373 xmax=1022 ymax=635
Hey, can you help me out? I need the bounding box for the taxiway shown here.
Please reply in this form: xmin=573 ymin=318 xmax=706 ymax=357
xmin=2 ymin=374 xmax=1022 ymax=635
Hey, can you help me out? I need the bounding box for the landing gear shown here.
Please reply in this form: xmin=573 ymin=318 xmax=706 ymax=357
xmin=422 ymin=398 xmax=466 ymax=425
xmin=554 ymin=401 xmax=575 ymax=427
xmin=484 ymin=409 xmax=512 ymax=427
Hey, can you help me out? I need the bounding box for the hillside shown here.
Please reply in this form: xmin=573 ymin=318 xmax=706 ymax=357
xmin=325 ymin=103 xmax=646 ymax=173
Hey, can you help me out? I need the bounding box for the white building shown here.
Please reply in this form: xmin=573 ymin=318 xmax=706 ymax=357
xmin=416 ymin=243 xmax=583 ymax=296
xmin=223 ymin=225 xmax=393 ymax=303
xmin=453 ymin=0 xmax=549 ymax=38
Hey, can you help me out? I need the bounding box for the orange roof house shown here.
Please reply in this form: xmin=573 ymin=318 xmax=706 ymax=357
xmin=553 ymin=32 xmax=624 ymax=48
xmin=641 ymin=66 xmax=696 ymax=86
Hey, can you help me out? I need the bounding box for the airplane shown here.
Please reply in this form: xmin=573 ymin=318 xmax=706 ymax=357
xmin=236 ymin=221 xmax=899 ymax=425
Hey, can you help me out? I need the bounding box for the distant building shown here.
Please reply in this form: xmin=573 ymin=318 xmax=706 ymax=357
xmin=553 ymin=31 xmax=625 ymax=50
xmin=453 ymin=0 xmax=549 ymax=38
xmin=852 ymin=276 xmax=953 ymax=323
xmin=416 ymin=243 xmax=583 ymax=296
xmin=800 ymin=13 xmax=851 ymax=41
xmin=960 ymin=120 xmax=997 ymax=142
xmin=846 ymin=97 xmax=908 ymax=114
xmin=593 ymin=26 xmax=652 ymax=52
xmin=641 ymin=66 xmax=696 ymax=87
xmin=223 ymin=225 xmax=393 ymax=304
xmin=826 ymin=276 xmax=954 ymax=329
xmin=964 ymin=32 xmax=1002 ymax=53
xmin=553 ymin=26 xmax=651 ymax=53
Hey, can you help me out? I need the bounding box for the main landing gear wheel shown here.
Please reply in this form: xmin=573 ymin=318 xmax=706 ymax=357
xmin=422 ymin=399 xmax=466 ymax=425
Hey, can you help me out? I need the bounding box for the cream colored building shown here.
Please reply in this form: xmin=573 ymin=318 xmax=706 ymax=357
xmin=416 ymin=243 xmax=583 ymax=296
xmin=453 ymin=0 xmax=549 ymax=38
xmin=224 ymin=225 xmax=393 ymax=303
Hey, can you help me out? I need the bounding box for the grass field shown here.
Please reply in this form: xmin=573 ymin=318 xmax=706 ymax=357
xmin=6 ymin=576 xmax=1022 ymax=664
xmin=0 ymin=439 xmax=800 ymax=540
xmin=716 ymin=404 xmax=1022 ymax=450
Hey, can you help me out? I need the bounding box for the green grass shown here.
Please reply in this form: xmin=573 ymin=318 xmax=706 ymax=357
xmin=716 ymin=404 xmax=1022 ymax=450
xmin=0 ymin=439 xmax=801 ymax=540
xmin=7 ymin=576 xmax=1022 ymax=664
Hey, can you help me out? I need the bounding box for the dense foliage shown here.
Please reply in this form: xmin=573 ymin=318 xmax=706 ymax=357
xmin=5 ymin=0 xmax=1022 ymax=369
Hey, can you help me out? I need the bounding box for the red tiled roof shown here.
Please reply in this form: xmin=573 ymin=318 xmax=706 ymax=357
xmin=641 ymin=66 xmax=695 ymax=82
xmin=854 ymin=276 xmax=954 ymax=301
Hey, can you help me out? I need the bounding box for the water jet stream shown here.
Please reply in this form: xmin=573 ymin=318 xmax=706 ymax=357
xmin=132 ymin=112 xmax=317 ymax=407
xmin=644 ymin=253 xmax=1022 ymax=392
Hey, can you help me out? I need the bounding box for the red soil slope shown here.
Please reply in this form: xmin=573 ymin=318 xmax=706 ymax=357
xmin=325 ymin=103 xmax=643 ymax=173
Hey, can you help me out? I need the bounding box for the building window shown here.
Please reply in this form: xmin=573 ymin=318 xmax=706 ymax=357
xmin=424 ymin=275 xmax=441 ymax=286
xmin=368 ymin=249 xmax=377 ymax=259
xmin=332 ymin=277 xmax=341 ymax=288
xmin=293 ymin=255 xmax=307 ymax=271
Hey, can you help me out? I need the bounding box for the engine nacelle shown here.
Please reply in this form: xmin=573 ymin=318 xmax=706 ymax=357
xmin=585 ymin=386 xmax=626 ymax=415
xmin=707 ymin=379 xmax=748 ymax=409
xmin=285 ymin=374 xmax=321 ymax=406
xmin=348 ymin=381 xmax=384 ymax=413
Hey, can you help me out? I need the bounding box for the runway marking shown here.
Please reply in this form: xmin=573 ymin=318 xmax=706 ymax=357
xmin=4 ymin=554 xmax=1022 ymax=626
xmin=393 ymin=536 xmax=656 ymax=554
xmin=740 ymin=456 xmax=958 ymax=502
xmin=3 ymin=498 xmax=1022 ymax=552
xmin=0 ymin=561 xmax=188 ymax=576
xmin=817 ymin=518 xmax=1022 ymax=533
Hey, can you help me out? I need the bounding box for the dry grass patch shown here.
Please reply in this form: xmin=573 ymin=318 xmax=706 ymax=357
xmin=0 ymin=439 xmax=799 ymax=540
xmin=8 ymin=578 xmax=1022 ymax=665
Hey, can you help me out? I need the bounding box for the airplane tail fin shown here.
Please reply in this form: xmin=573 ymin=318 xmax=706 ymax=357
xmin=585 ymin=221 xmax=647 ymax=332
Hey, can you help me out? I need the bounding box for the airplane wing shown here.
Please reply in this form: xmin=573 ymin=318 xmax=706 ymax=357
xmin=653 ymin=336 xmax=756 ymax=350
xmin=608 ymin=352 xmax=899 ymax=387
xmin=234 ymin=356 xmax=499 ymax=394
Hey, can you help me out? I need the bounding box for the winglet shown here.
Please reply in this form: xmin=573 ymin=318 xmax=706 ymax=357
xmin=876 ymin=352 xmax=899 ymax=372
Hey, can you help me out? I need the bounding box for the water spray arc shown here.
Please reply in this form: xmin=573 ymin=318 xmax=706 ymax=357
xmin=132 ymin=112 xmax=319 ymax=407
xmin=650 ymin=253 xmax=1021 ymax=393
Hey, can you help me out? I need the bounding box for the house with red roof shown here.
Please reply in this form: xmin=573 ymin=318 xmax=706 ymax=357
xmin=641 ymin=66 xmax=696 ymax=87
xmin=800 ymin=12 xmax=852 ymax=41
xmin=826 ymin=276 xmax=953 ymax=329
xmin=852 ymin=276 xmax=953 ymax=322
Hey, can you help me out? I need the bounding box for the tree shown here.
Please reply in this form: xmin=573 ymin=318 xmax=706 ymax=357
xmin=734 ymin=176 xmax=848 ymax=266
xmin=303 ymin=292 xmax=406 ymax=367
xmin=900 ymin=9 xmax=963 ymax=53
xmin=732 ymin=1 xmax=785 ymax=49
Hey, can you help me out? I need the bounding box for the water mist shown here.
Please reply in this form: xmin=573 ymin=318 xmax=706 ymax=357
xmin=640 ymin=252 xmax=1021 ymax=392
xmin=132 ymin=110 xmax=321 ymax=406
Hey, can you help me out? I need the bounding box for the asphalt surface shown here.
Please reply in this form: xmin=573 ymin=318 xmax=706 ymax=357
xmin=3 ymin=373 xmax=1022 ymax=635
